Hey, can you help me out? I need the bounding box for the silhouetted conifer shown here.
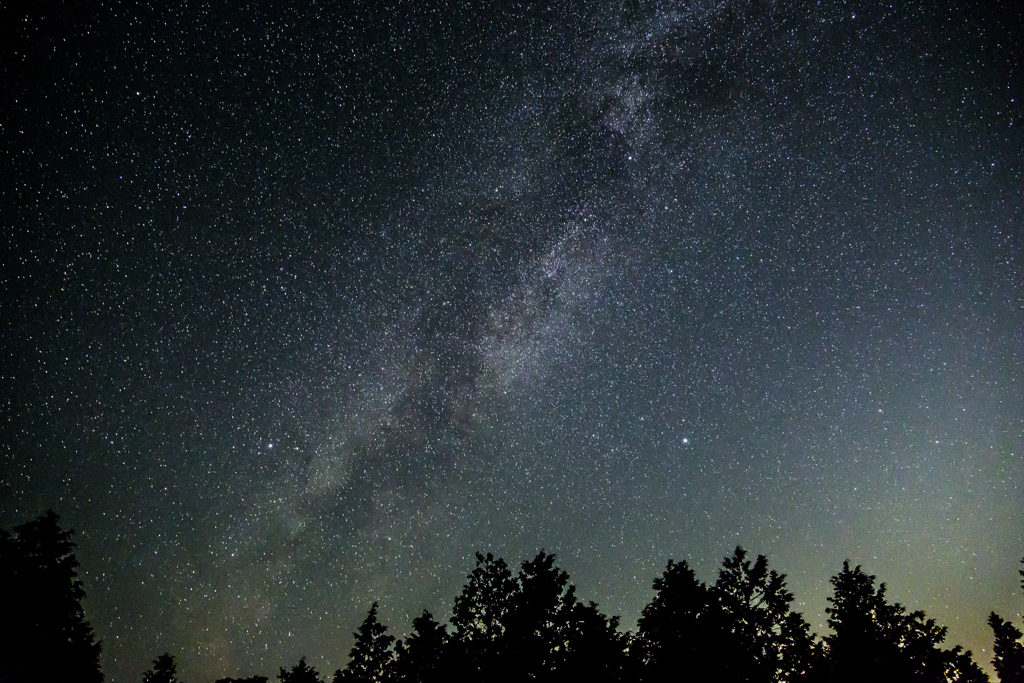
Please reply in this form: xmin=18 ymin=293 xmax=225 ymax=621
xmin=634 ymin=549 xmax=822 ymax=683
xmin=448 ymin=552 xmax=517 ymax=678
xmin=443 ymin=549 xmax=626 ymax=681
xmin=278 ymin=658 xmax=323 ymax=683
xmin=990 ymin=614 xmax=1024 ymax=683
xmin=451 ymin=552 xmax=516 ymax=642
xmin=713 ymin=547 xmax=822 ymax=682
xmin=559 ymin=598 xmax=630 ymax=682
xmin=634 ymin=558 xmax=721 ymax=683
xmin=391 ymin=610 xmax=448 ymax=683
xmin=822 ymin=561 xmax=988 ymax=683
xmin=0 ymin=510 xmax=104 ymax=683
xmin=333 ymin=602 xmax=395 ymax=683
xmin=503 ymin=550 xmax=573 ymax=680
xmin=989 ymin=556 xmax=1024 ymax=683
xmin=142 ymin=653 xmax=180 ymax=683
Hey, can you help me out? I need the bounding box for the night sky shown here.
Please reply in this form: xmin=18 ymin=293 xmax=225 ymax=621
xmin=3 ymin=1 xmax=1022 ymax=680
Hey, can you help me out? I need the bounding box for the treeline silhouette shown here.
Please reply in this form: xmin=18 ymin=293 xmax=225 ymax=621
xmin=2 ymin=512 xmax=1022 ymax=683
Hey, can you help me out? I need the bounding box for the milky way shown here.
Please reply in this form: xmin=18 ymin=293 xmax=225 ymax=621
xmin=3 ymin=1 xmax=1022 ymax=680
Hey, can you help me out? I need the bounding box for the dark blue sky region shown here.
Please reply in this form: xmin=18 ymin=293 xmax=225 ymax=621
xmin=3 ymin=1 xmax=1022 ymax=681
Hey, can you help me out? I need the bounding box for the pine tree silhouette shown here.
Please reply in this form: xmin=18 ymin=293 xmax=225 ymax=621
xmin=989 ymin=556 xmax=1024 ymax=683
xmin=142 ymin=653 xmax=180 ymax=683
xmin=334 ymin=602 xmax=395 ymax=683
xmin=713 ymin=547 xmax=821 ymax=682
xmin=391 ymin=610 xmax=448 ymax=683
xmin=634 ymin=558 xmax=722 ymax=683
xmin=448 ymin=552 xmax=517 ymax=678
xmin=0 ymin=510 xmax=104 ymax=683
xmin=278 ymin=657 xmax=323 ymax=683
xmin=823 ymin=561 xmax=987 ymax=683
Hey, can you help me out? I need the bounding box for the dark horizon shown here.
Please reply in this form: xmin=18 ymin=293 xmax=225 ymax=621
xmin=1 ymin=510 xmax=1019 ymax=682
xmin=3 ymin=0 xmax=1021 ymax=681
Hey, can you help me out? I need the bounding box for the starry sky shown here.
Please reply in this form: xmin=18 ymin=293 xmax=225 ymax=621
xmin=3 ymin=1 xmax=1022 ymax=680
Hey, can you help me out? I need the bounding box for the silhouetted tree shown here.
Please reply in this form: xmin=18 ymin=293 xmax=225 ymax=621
xmin=391 ymin=610 xmax=448 ymax=683
xmin=434 ymin=549 xmax=631 ymax=681
xmin=142 ymin=653 xmax=180 ymax=683
xmin=713 ymin=547 xmax=822 ymax=682
xmin=448 ymin=552 xmax=517 ymax=677
xmin=989 ymin=556 xmax=1024 ymax=683
xmin=333 ymin=602 xmax=395 ymax=683
xmin=451 ymin=552 xmax=517 ymax=642
xmin=991 ymin=614 xmax=1024 ymax=683
xmin=634 ymin=558 xmax=721 ymax=683
xmin=0 ymin=510 xmax=104 ymax=683
xmin=634 ymin=549 xmax=822 ymax=683
xmin=215 ymin=677 xmax=269 ymax=683
xmin=188 ymin=547 xmax=999 ymax=683
xmin=559 ymin=598 xmax=630 ymax=682
xmin=822 ymin=561 xmax=988 ymax=683
xmin=278 ymin=658 xmax=323 ymax=683
xmin=503 ymin=550 xmax=573 ymax=680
